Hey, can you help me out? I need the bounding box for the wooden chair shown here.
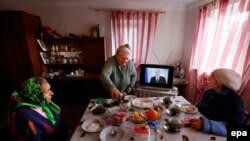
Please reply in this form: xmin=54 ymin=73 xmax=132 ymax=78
xmin=244 ymin=111 xmax=250 ymax=124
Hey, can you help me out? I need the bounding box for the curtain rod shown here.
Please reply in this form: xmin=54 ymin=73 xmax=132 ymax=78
xmin=199 ymin=0 xmax=216 ymax=9
xmin=88 ymin=7 xmax=166 ymax=14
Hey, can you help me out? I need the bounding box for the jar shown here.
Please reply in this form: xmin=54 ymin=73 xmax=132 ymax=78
xmin=73 ymin=57 xmax=78 ymax=64
xmin=68 ymin=57 xmax=73 ymax=64
xmin=65 ymin=45 xmax=68 ymax=51
xmin=50 ymin=56 xmax=56 ymax=63
xmin=62 ymin=58 xmax=67 ymax=64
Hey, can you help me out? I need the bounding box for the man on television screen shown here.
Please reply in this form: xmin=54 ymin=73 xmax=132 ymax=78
xmin=150 ymin=69 xmax=167 ymax=84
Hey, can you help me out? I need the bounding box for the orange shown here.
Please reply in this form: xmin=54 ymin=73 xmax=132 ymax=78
xmin=145 ymin=109 xmax=160 ymax=121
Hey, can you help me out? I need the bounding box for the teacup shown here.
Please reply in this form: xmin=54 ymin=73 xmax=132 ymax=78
xmin=164 ymin=119 xmax=183 ymax=133
xmin=163 ymin=96 xmax=172 ymax=108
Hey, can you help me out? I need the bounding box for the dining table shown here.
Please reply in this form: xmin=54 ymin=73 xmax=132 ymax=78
xmin=70 ymin=96 xmax=227 ymax=141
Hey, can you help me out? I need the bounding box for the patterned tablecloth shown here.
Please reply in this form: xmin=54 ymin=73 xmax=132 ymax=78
xmin=70 ymin=96 xmax=226 ymax=141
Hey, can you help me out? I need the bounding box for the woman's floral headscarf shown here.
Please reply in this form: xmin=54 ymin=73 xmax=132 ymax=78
xmin=8 ymin=77 xmax=60 ymax=125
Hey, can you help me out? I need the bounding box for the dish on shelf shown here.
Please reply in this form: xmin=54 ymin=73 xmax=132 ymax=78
xmin=81 ymin=118 xmax=104 ymax=133
xmin=131 ymin=98 xmax=154 ymax=109
xmin=180 ymin=104 xmax=198 ymax=114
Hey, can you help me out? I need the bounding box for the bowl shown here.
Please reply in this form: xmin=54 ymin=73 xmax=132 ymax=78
xmin=164 ymin=119 xmax=183 ymax=133
xmin=91 ymin=104 xmax=106 ymax=115
xmin=166 ymin=105 xmax=181 ymax=116
xmin=130 ymin=111 xmax=147 ymax=124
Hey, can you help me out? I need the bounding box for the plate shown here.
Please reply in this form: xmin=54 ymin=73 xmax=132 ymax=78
xmin=131 ymin=98 xmax=154 ymax=109
xmin=180 ymin=104 xmax=198 ymax=114
xmin=130 ymin=111 xmax=147 ymax=124
xmin=81 ymin=118 xmax=104 ymax=133
xmin=100 ymin=126 xmax=125 ymax=141
xmin=124 ymin=95 xmax=137 ymax=101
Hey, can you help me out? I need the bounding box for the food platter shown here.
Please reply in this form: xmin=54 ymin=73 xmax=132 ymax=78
xmin=180 ymin=104 xmax=198 ymax=114
xmin=100 ymin=126 xmax=125 ymax=141
xmin=130 ymin=111 xmax=147 ymax=124
xmin=81 ymin=118 xmax=104 ymax=133
xmin=131 ymin=98 xmax=154 ymax=109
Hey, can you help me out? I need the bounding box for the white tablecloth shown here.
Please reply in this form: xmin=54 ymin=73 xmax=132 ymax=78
xmin=70 ymin=96 xmax=226 ymax=141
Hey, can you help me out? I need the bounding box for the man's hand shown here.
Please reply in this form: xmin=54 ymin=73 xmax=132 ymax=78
xmin=190 ymin=118 xmax=203 ymax=130
xmin=110 ymin=87 xmax=123 ymax=100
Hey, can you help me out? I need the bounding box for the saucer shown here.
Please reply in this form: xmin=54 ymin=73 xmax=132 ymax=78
xmin=100 ymin=126 xmax=125 ymax=141
xmin=81 ymin=118 xmax=104 ymax=133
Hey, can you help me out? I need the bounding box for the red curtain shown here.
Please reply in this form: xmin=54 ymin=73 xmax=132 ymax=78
xmin=187 ymin=0 xmax=250 ymax=103
xmin=111 ymin=11 xmax=159 ymax=71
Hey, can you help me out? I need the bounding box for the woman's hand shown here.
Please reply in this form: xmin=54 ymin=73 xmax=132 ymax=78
xmin=111 ymin=87 xmax=123 ymax=100
xmin=190 ymin=118 xmax=203 ymax=130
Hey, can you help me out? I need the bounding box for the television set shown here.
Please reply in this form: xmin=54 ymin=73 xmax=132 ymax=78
xmin=139 ymin=64 xmax=175 ymax=90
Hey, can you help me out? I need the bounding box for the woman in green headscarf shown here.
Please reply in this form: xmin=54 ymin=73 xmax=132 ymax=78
xmin=8 ymin=77 xmax=65 ymax=141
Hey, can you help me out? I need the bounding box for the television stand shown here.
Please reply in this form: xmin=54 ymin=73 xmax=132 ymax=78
xmin=134 ymin=86 xmax=178 ymax=97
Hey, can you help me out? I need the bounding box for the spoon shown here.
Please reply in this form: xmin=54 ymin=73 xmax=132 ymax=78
xmin=154 ymin=128 xmax=160 ymax=141
xmin=110 ymin=130 xmax=117 ymax=137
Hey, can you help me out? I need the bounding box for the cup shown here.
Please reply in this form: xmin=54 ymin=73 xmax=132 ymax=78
xmin=62 ymin=58 xmax=67 ymax=64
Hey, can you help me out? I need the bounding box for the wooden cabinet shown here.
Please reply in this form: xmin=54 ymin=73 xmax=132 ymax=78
xmin=0 ymin=11 xmax=106 ymax=105
xmin=39 ymin=37 xmax=106 ymax=105
xmin=40 ymin=37 xmax=105 ymax=76
xmin=0 ymin=11 xmax=42 ymax=86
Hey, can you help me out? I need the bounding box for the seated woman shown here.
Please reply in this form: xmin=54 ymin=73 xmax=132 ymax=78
xmin=8 ymin=77 xmax=67 ymax=141
xmin=190 ymin=68 xmax=245 ymax=136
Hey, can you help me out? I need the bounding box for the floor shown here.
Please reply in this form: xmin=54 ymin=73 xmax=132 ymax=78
xmin=60 ymin=104 xmax=88 ymax=141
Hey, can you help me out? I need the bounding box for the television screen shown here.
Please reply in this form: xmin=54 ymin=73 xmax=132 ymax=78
xmin=139 ymin=64 xmax=174 ymax=89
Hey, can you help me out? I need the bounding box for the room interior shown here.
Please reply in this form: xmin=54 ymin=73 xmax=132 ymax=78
xmin=0 ymin=0 xmax=249 ymax=140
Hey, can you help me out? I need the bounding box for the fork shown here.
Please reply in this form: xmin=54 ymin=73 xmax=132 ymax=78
xmin=159 ymin=129 xmax=167 ymax=141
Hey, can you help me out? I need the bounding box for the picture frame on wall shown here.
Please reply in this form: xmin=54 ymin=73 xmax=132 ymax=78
xmin=36 ymin=39 xmax=48 ymax=51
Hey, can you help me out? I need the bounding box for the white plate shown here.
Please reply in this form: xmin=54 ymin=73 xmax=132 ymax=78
xmin=131 ymin=98 xmax=154 ymax=109
xmin=100 ymin=126 xmax=125 ymax=141
xmin=124 ymin=95 xmax=137 ymax=101
xmin=81 ymin=118 xmax=104 ymax=133
xmin=180 ymin=104 xmax=198 ymax=114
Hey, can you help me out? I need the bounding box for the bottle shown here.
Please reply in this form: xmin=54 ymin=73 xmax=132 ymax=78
xmin=180 ymin=68 xmax=185 ymax=78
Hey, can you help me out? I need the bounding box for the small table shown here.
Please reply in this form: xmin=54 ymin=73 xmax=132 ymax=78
xmin=70 ymin=96 xmax=226 ymax=141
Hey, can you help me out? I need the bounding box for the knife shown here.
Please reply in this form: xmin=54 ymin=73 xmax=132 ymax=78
xmin=182 ymin=135 xmax=189 ymax=141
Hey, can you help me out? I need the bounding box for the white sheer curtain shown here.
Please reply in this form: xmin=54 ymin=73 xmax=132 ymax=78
xmin=111 ymin=11 xmax=159 ymax=71
xmin=187 ymin=0 xmax=250 ymax=103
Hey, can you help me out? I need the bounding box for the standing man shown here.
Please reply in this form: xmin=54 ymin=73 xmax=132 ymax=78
xmin=100 ymin=44 xmax=137 ymax=100
xmin=150 ymin=69 xmax=167 ymax=84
